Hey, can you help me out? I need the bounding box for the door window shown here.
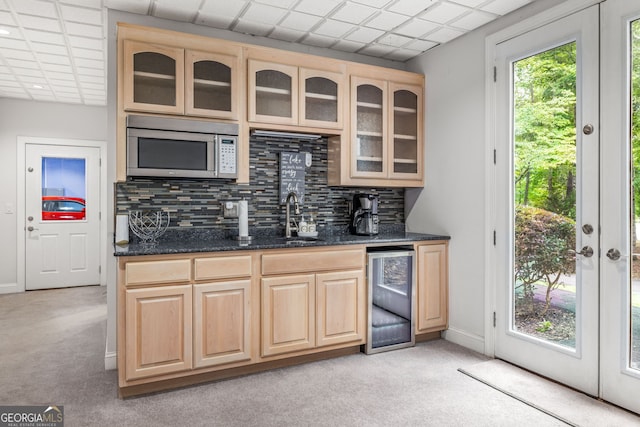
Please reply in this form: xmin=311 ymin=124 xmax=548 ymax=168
xmin=40 ymin=157 xmax=86 ymax=221
xmin=630 ymin=17 xmax=640 ymax=371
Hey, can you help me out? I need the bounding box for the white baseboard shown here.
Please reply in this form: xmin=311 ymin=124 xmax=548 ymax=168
xmin=104 ymin=350 xmax=117 ymax=371
xmin=0 ymin=282 xmax=21 ymax=294
xmin=442 ymin=327 xmax=485 ymax=354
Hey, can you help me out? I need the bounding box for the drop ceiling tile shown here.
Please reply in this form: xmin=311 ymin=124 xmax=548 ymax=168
xmin=24 ymin=29 xmax=65 ymax=45
xmin=242 ymin=3 xmax=287 ymax=25
xmin=301 ymin=33 xmax=336 ymax=48
xmin=313 ymin=19 xmax=352 ymax=38
xmin=385 ymin=48 xmax=421 ymax=61
xmin=75 ymin=58 xmax=103 ymax=69
xmin=394 ymin=18 xmax=440 ymax=37
xmin=18 ymin=75 xmax=46 ymax=84
xmin=1 ymin=38 xmax=29 ymax=50
xmin=67 ymin=35 xmax=103 ymax=50
xmin=269 ymin=27 xmax=304 ymax=42
xmin=345 ymin=27 xmax=384 ymax=44
xmin=294 ymin=0 xmax=340 ymax=17
xmin=60 ymin=5 xmax=102 ymax=25
xmin=37 ymin=53 xmax=71 ymax=65
xmin=79 ymin=81 xmax=103 ymax=90
xmin=0 ymin=10 xmax=17 ymax=26
xmin=425 ymin=26 xmax=465 ymax=43
xmin=42 ymin=63 xmax=73 ymax=73
xmin=331 ymin=2 xmax=377 ymax=25
xmin=449 ymin=0 xmax=486 ymax=7
xmin=32 ymin=42 xmax=68 ymax=55
xmin=199 ymin=0 xmax=247 ymax=18
xmin=195 ymin=14 xmax=234 ymax=29
xmin=387 ymin=0 xmax=437 ymax=17
xmin=64 ymin=22 xmax=102 ymax=38
xmin=78 ymin=74 xmax=102 ymax=84
xmin=10 ymin=67 xmax=43 ymax=77
xmin=451 ymin=10 xmax=495 ymax=31
xmin=233 ymin=18 xmax=273 ymax=36
xmin=49 ymin=78 xmax=76 ymax=87
xmin=378 ymin=33 xmax=413 ymax=48
xmin=365 ymin=11 xmax=408 ymax=31
xmin=71 ymin=47 xmax=102 ymax=60
xmin=0 ymin=48 xmax=35 ymax=61
xmin=404 ymin=38 xmax=438 ymax=51
xmin=17 ymin=15 xmax=61 ymax=32
xmin=420 ymin=2 xmax=469 ymax=24
xmin=481 ymin=0 xmax=531 ymax=15
xmin=104 ymin=0 xmax=151 ymax=14
xmin=47 ymin=71 xmax=75 ymax=81
xmin=359 ymin=43 xmax=395 ymax=57
xmin=279 ymin=11 xmax=322 ymax=31
xmin=255 ymin=0 xmax=297 ymax=8
xmin=332 ymin=40 xmax=365 ymax=53
xmin=6 ymin=58 xmax=38 ymax=68
xmin=60 ymin=0 xmax=102 ymax=8
xmin=13 ymin=0 xmax=58 ymax=18
xmin=351 ymin=0 xmax=392 ymax=7
xmin=76 ymin=66 xmax=103 ymax=77
xmin=153 ymin=2 xmax=199 ymax=22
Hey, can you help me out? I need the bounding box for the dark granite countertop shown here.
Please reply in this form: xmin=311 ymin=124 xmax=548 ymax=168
xmin=114 ymin=225 xmax=450 ymax=257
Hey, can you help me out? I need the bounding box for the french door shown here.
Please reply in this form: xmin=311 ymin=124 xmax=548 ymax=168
xmin=495 ymin=0 xmax=640 ymax=413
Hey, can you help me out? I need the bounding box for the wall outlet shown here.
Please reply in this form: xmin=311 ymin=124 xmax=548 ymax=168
xmin=222 ymin=201 xmax=239 ymax=218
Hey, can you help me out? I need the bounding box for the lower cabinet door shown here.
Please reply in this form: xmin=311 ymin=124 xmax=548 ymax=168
xmin=125 ymin=285 xmax=192 ymax=380
xmin=416 ymin=243 xmax=448 ymax=333
xmin=316 ymin=270 xmax=366 ymax=347
xmin=261 ymin=274 xmax=315 ymax=356
xmin=193 ymin=280 xmax=252 ymax=368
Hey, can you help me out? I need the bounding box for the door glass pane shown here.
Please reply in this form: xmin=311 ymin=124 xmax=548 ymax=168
xmin=41 ymin=157 xmax=86 ymax=221
xmin=630 ymin=18 xmax=640 ymax=370
xmin=133 ymin=52 xmax=176 ymax=106
xmin=512 ymin=42 xmax=577 ymax=348
xmin=193 ymin=60 xmax=232 ymax=112
xmin=255 ymin=70 xmax=292 ymax=118
xmin=356 ymin=84 xmax=384 ymax=173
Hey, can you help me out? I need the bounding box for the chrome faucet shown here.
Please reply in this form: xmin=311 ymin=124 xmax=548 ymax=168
xmin=285 ymin=191 xmax=300 ymax=238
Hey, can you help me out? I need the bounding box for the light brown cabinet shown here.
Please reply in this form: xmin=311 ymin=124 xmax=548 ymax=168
xmin=415 ymin=243 xmax=449 ymax=334
xmin=122 ymin=40 xmax=241 ymax=119
xmin=124 ymin=284 xmax=193 ymax=380
xmin=248 ymin=57 xmax=345 ymax=129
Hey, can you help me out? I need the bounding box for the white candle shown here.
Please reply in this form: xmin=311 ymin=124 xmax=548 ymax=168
xmin=238 ymin=200 xmax=249 ymax=237
xmin=115 ymin=214 xmax=129 ymax=245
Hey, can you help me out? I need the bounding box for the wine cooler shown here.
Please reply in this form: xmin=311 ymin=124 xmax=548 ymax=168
xmin=365 ymin=247 xmax=416 ymax=354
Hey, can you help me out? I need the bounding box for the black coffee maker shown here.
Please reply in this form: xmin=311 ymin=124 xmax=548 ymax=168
xmin=350 ymin=193 xmax=379 ymax=236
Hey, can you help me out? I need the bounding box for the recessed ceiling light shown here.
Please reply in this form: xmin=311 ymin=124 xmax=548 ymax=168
xmin=0 ymin=29 xmax=10 ymax=35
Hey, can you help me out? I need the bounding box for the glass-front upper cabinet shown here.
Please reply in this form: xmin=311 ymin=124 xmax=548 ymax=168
xmin=185 ymin=49 xmax=240 ymax=120
xmin=299 ymin=68 xmax=344 ymax=129
xmin=248 ymin=60 xmax=299 ymax=125
xmin=351 ymin=77 xmax=388 ymax=178
xmin=390 ymin=83 xmax=422 ymax=179
xmin=123 ymin=40 xmax=185 ymax=114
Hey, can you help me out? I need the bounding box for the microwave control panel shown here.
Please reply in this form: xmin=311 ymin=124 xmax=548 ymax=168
xmin=218 ymin=136 xmax=237 ymax=178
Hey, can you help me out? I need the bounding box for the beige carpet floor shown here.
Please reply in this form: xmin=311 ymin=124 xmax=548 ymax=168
xmin=459 ymin=359 xmax=640 ymax=426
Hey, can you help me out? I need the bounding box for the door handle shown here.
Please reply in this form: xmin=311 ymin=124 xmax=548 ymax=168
xmin=27 ymin=226 xmax=38 ymax=232
xmin=605 ymin=248 xmax=628 ymax=261
xmin=570 ymin=246 xmax=593 ymax=258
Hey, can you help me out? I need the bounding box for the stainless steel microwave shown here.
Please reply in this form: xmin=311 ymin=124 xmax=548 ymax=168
xmin=126 ymin=114 xmax=238 ymax=179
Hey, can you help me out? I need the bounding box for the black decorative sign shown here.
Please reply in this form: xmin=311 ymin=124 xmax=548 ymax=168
xmin=280 ymin=152 xmax=307 ymax=204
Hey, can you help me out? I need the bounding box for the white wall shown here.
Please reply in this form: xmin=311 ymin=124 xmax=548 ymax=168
xmin=405 ymin=0 xmax=561 ymax=353
xmin=0 ymin=99 xmax=107 ymax=293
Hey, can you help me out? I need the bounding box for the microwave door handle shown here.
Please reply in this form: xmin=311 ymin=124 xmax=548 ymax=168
xmin=210 ymin=136 xmax=218 ymax=177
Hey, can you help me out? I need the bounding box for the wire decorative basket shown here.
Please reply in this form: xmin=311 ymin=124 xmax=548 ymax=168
xmin=128 ymin=210 xmax=170 ymax=245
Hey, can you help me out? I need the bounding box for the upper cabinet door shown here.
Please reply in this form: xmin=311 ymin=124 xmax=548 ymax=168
xmin=185 ymin=49 xmax=240 ymax=120
xmin=123 ymin=40 xmax=185 ymax=115
xmin=299 ymin=68 xmax=344 ymax=129
xmin=248 ymin=59 xmax=298 ymax=125
xmin=389 ymin=83 xmax=423 ymax=181
xmin=351 ymin=76 xmax=388 ymax=178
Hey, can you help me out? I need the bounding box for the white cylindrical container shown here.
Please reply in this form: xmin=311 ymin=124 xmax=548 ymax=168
xmin=238 ymin=200 xmax=249 ymax=238
xmin=115 ymin=214 xmax=129 ymax=245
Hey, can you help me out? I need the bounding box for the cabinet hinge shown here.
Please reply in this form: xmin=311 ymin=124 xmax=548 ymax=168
xmin=493 ymin=66 xmax=497 ymax=82
xmin=493 ymin=149 xmax=496 ymax=164
xmin=493 ymin=311 xmax=496 ymax=327
xmin=493 ymin=230 xmax=496 ymax=246
xmin=98 ymin=265 xmax=101 ymax=274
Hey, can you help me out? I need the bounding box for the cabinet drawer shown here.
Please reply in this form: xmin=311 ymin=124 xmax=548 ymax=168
xmin=125 ymin=259 xmax=191 ymax=286
xmin=262 ymin=248 xmax=364 ymax=275
xmin=194 ymin=255 xmax=253 ymax=281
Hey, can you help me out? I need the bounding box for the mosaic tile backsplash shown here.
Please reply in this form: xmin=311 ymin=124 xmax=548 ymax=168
xmin=116 ymin=134 xmax=405 ymax=237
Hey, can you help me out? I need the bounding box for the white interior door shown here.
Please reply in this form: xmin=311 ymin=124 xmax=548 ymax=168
xmin=600 ymin=0 xmax=640 ymax=414
xmin=25 ymin=143 xmax=100 ymax=290
xmin=494 ymin=5 xmax=600 ymax=395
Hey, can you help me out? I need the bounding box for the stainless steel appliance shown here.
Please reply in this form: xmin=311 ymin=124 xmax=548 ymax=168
xmin=349 ymin=193 xmax=379 ymax=235
xmin=126 ymin=114 xmax=238 ymax=179
xmin=365 ymin=246 xmax=415 ymax=354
